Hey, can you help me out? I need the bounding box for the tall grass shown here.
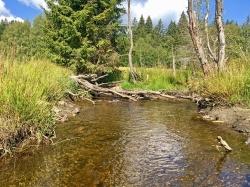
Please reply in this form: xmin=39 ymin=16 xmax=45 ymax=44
xmin=0 ymin=59 xmax=74 ymax=138
xmin=121 ymin=67 xmax=190 ymax=91
xmin=190 ymin=58 xmax=250 ymax=106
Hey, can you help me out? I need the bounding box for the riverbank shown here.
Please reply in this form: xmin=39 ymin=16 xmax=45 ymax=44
xmin=0 ymin=59 xmax=75 ymax=156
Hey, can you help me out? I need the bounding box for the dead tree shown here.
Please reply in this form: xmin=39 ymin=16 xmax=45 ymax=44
xmin=187 ymin=0 xmax=212 ymax=75
xmin=205 ymin=0 xmax=217 ymax=63
xmin=187 ymin=0 xmax=226 ymax=75
xmin=128 ymin=0 xmax=136 ymax=82
xmin=215 ymin=0 xmax=226 ymax=71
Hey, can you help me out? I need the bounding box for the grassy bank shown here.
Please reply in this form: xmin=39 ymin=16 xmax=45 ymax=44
xmin=191 ymin=59 xmax=250 ymax=106
xmin=0 ymin=59 xmax=74 ymax=141
xmin=120 ymin=59 xmax=250 ymax=107
xmin=120 ymin=67 xmax=190 ymax=91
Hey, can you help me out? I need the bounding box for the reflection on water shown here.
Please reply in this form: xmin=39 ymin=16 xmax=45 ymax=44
xmin=0 ymin=100 xmax=249 ymax=186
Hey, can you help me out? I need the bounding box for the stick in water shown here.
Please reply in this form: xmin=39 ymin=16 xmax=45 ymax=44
xmin=217 ymin=136 xmax=232 ymax=152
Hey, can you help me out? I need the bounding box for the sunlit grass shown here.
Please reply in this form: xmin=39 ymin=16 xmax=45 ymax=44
xmin=0 ymin=59 xmax=74 ymax=138
xmin=120 ymin=67 xmax=190 ymax=91
xmin=190 ymin=58 xmax=250 ymax=106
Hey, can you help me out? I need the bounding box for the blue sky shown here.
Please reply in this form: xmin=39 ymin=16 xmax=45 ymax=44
xmin=0 ymin=0 xmax=249 ymax=24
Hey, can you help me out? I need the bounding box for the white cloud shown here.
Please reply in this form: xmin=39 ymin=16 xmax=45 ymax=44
xmin=0 ymin=0 xmax=10 ymax=15
xmin=0 ymin=0 xmax=23 ymax=22
xmin=0 ymin=15 xmax=24 ymax=22
xmin=17 ymin=0 xmax=48 ymax=10
xmin=130 ymin=0 xmax=187 ymax=24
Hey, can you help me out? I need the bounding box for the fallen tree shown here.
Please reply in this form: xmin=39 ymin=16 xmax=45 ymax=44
xmin=70 ymin=74 xmax=182 ymax=102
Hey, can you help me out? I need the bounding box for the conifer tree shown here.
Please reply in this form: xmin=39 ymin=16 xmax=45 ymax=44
xmin=145 ymin=16 xmax=153 ymax=33
xmin=177 ymin=11 xmax=194 ymax=67
xmin=45 ymin=0 xmax=124 ymax=73
xmin=138 ymin=15 xmax=145 ymax=29
xmin=136 ymin=15 xmax=146 ymax=36
xmin=154 ymin=19 xmax=164 ymax=36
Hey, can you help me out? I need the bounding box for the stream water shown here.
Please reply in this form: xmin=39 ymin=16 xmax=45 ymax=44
xmin=0 ymin=100 xmax=249 ymax=186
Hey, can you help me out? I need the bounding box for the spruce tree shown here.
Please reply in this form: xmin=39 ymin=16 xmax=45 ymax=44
xmin=154 ymin=19 xmax=164 ymax=36
xmin=145 ymin=16 xmax=153 ymax=33
xmin=177 ymin=12 xmax=194 ymax=67
xmin=178 ymin=12 xmax=190 ymax=45
xmin=45 ymin=0 xmax=124 ymax=73
xmin=138 ymin=15 xmax=145 ymax=30
xmin=166 ymin=21 xmax=179 ymax=40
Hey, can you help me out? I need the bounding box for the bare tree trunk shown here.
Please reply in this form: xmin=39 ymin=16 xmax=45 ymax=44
xmin=187 ymin=0 xmax=211 ymax=75
xmin=172 ymin=45 xmax=176 ymax=77
xmin=128 ymin=0 xmax=136 ymax=82
xmin=205 ymin=0 xmax=217 ymax=64
xmin=215 ymin=0 xmax=226 ymax=71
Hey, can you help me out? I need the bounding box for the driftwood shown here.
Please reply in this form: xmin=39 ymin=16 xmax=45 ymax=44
xmin=70 ymin=74 xmax=180 ymax=102
xmin=71 ymin=75 xmax=137 ymax=101
xmin=217 ymin=136 xmax=232 ymax=152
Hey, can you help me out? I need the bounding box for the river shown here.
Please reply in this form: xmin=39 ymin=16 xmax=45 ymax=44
xmin=0 ymin=100 xmax=249 ymax=186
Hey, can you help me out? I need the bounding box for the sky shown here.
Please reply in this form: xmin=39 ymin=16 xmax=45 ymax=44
xmin=0 ymin=0 xmax=249 ymax=25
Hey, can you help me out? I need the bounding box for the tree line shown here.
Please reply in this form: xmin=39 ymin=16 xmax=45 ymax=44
xmin=0 ymin=0 xmax=249 ymax=75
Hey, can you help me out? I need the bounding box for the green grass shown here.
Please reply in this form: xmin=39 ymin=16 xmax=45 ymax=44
xmin=120 ymin=67 xmax=190 ymax=91
xmin=0 ymin=59 xmax=74 ymax=138
xmin=120 ymin=60 xmax=250 ymax=107
xmin=190 ymin=58 xmax=250 ymax=106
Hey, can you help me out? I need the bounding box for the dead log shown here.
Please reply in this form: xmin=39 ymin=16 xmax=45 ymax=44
xmin=117 ymin=90 xmax=177 ymax=100
xmin=71 ymin=74 xmax=194 ymax=102
xmin=92 ymin=74 xmax=109 ymax=82
xmin=71 ymin=76 xmax=137 ymax=101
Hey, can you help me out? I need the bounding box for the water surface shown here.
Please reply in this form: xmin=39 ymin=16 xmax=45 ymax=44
xmin=0 ymin=100 xmax=249 ymax=186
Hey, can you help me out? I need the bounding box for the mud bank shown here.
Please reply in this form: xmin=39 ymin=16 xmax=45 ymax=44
xmin=196 ymin=99 xmax=250 ymax=144
xmin=201 ymin=107 xmax=250 ymax=134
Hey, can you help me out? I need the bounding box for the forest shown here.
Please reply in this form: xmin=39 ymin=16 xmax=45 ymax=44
xmin=0 ymin=0 xmax=250 ymax=185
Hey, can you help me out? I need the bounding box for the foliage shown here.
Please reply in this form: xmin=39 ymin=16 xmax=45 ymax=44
xmin=145 ymin=16 xmax=153 ymax=33
xmin=45 ymin=0 xmax=124 ymax=73
xmin=118 ymin=13 xmax=193 ymax=69
xmin=0 ymin=21 xmax=31 ymax=60
xmin=0 ymin=17 xmax=48 ymax=61
xmin=0 ymin=20 xmax=8 ymax=39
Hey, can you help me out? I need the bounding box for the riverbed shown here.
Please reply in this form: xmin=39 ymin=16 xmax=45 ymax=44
xmin=0 ymin=100 xmax=249 ymax=186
